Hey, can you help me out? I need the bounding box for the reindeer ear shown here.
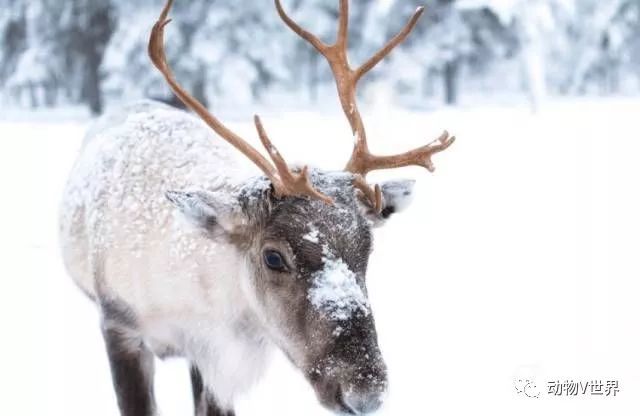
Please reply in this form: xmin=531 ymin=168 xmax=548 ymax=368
xmin=359 ymin=179 xmax=416 ymax=226
xmin=165 ymin=190 xmax=249 ymax=234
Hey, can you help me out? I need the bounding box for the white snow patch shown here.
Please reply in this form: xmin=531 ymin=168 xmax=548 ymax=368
xmin=308 ymin=255 xmax=369 ymax=321
xmin=302 ymin=225 xmax=321 ymax=243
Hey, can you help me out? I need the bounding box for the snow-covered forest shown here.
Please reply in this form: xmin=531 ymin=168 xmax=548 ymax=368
xmin=1 ymin=0 xmax=639 ymax=114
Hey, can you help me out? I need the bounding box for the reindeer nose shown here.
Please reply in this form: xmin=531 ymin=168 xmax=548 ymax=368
xmin=341 ymin=387 xmax=385 ymax=414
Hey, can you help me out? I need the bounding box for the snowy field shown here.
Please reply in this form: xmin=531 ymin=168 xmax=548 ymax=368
xmin=1 ymin=98 xmax=640 ymax=415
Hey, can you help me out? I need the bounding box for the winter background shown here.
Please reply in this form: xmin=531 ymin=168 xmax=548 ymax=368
xmin=1 ymin=0 xmax=640 ymax=415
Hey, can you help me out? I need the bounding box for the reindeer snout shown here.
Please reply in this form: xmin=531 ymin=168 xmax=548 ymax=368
xmin=340 ymin=385 xmax=386 ymax=414
xmin=307 ymin=312 xmax=388 ymax=414
xmin=338 ymin=361 xmax=387 ymax=414
xmin=309 ymin=353 xmax=388 ymax=415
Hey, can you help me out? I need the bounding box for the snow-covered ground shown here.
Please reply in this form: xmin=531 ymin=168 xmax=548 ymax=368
xmin=1 ymin=98 xmax=640 ymax=415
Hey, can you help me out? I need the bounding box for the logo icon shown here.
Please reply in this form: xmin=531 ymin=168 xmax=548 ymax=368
xmin=515 ymin=378 xmax=540 ymax=398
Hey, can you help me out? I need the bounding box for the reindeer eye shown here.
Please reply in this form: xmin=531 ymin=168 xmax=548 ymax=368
xmin=263 ymin=250 xmax=287 ymax=272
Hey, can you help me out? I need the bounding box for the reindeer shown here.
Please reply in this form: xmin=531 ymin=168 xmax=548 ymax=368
xmin=59 ymin=0 xmax=454 ymax=415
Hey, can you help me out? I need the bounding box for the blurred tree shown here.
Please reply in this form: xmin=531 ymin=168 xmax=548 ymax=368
xmin=467 ymin=0 xmax=557 ymax=111
xmin=563 ymin=0 xmax=638 ymax=95
xmin=395 ymin=0 xmax=513 ymax=105
xmin=0 ymin=0 xmax=639 ymax=113
xmin=65 ymin=0 xmax=117 ymax=114
xmin=0 ymin=0 xmax=115 ymax=113
xmin=0 ymin=1 xmax=27 ymax=85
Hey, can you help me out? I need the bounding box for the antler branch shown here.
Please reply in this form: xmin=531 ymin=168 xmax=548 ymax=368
xmin=348 ymin=131 xmax=456 ymax=175
xmin=149 ymin=0 xmax=332 ymax=204
xmin=275 ymin=0 xmax=454 ymax=207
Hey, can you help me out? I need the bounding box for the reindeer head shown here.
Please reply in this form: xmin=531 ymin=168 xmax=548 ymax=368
xmin=151 ymin=0 xmax=454 ymax=414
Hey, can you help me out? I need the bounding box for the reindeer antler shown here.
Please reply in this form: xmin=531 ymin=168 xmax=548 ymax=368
xmin=149 ymin=0 xmax=332 ymax=204
xmin=275 ymin=0 xmax=455 ymax=211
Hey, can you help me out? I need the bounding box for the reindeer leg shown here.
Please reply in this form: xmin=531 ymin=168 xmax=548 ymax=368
xmin=190 ymin=365 xmax=235 ymax=416
xmin=101 ymin=323 xmax=156 ymax=416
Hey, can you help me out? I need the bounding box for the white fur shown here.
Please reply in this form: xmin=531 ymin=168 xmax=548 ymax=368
xmin=59 ymin=100 xmax=271 ymax=407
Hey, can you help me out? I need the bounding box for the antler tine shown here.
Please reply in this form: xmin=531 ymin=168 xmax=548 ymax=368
xmin=336 ymin=0 xmax=349 ymax=48
xmin=149 ymin=0 xmax=332 ymax=204
xmin=351 ymin=130 xmax=457 ymax=176
xmin=353 ymin=6 xmax=425 ymax=83
xmin=274 ymin=0 xmax=328 ymax=54
xmin=254 ymin=116 xmax=333 ymax=204
xmin=353 ymin=175 xmax=382 ymax=214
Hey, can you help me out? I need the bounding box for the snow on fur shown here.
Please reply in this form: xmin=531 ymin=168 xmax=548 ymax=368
xmin=302 ymin=225 xmax=320 ymax=243
xmin=308 ymin=251 xmax=369 ymax=321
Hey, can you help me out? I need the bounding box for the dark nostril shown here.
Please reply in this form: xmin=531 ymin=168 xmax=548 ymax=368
xmin=341 ymin=388 xmax=384 ymax=414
